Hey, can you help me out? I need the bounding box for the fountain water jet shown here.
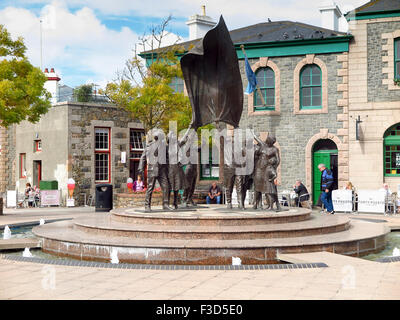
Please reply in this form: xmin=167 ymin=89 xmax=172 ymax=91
xmin=3 ymin=225 xmax=11 ymax=239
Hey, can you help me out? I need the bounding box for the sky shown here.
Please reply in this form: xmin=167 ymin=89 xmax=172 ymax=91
xmin=0 ymin=0 xmax=368 ymax=88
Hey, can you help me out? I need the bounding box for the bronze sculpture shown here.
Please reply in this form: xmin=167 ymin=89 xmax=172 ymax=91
xmin=252 ymin=133 xmax=281 ymax=212
xmin=166 ymin=131 xmax=186 ymax=209
xmin=180 ymin=16 xmax=243 ymax=130
xmin=138 ymin=130 xmax=171 ymax=212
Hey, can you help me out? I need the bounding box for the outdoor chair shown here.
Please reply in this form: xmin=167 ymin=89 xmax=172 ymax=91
xmin=298 ymin=193 xmax=312 ymax=209
xmin=17 ymin=192 xmax=27 ymax=208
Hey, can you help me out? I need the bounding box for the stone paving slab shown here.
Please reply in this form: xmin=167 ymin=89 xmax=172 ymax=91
xmin=0 ymin=255 xmax=399 ymax=300
xmin=0 ymin=238 xmax=41 ymax=250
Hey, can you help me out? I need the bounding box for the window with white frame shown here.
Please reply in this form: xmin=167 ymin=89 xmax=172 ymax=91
xmin=95 ymin=127 xmax=110 ymax=182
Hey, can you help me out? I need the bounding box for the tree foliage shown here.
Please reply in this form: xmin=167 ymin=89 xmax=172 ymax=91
xmin=0 ymin=24 xmax=51 ymax=127
xmin=73 ymin=84 xmax=94 ymax=102
xmin=103 ymin=16 xmax=192 ymax=134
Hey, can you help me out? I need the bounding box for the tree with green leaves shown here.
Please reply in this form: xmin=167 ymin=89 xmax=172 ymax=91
xmin=103 ymin=15 xmax=192 ymax=134
xmin=0 ymin=24 xmax=51 ymax=127
xmin=73 ymin=84 xmax=94 ymax=102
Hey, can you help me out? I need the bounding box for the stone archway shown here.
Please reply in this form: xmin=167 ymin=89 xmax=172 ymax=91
xmin=305 ymin=129 xmax=344 ymax=194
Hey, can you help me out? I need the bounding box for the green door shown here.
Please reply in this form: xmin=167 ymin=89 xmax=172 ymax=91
xmin=312 ymin=150 xmax=337 ymax=204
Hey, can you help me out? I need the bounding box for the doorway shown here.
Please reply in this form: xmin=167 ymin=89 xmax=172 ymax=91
xmin=33 ymin=160 xmax=42 ymax=187
xmin=312 ymin=139 xmax=338 ymax=205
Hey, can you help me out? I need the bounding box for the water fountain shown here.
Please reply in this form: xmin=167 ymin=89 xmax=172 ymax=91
xmin=22 ymin=247 xmax=33 ymax=258
xmin=3 ymin=225 xmax=11 ymax=240
xmin=32 ymin=16 xmax=390 ymax=265
xmin=110 ymin=248 xmax=119 ymax=264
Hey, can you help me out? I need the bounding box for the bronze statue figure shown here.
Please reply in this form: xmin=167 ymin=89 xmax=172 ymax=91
xmin=223 ymin=135 xmax=250 ymax=210
xmin=180 ymin=130 xmax=199 ymax=207
xmin=138 ymin=130 xmax=171 ymax=212
xmin=252 ymin=133 xmax=281 ymax=212
xmin=167 ymin=131 xmax=187 ymax=209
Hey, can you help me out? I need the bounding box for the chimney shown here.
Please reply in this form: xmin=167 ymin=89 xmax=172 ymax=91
xmin=319 ymin=1 xmax=342 ymax=32
xmin=43 ymin=67 xmax=61 ymax=104
xmin=186 ymin=5 xmax=216 ymax=40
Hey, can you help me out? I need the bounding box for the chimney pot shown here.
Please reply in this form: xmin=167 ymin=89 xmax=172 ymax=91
xmin=44 ymin=68 xmax=49 ymax=73
xmin=50 ymin=68 xmax=55 ymax=73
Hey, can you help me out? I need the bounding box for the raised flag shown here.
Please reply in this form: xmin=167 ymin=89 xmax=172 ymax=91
xmin=244 ymin=56 xmax=257 ymax=95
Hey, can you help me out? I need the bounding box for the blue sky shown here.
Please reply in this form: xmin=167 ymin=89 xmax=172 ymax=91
xmin=0 ymin=0 xmax=367 ymax=88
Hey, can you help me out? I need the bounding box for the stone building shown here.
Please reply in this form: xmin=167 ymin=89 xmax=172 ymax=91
xmin=345 ymin=0 xmax=400 ymax=192
xmin=0 ymin=69 xmax=145 ymax=204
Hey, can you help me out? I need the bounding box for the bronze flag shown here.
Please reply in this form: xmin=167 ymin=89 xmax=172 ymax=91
xmin=181 ymin=15 xmax=243 ymax=129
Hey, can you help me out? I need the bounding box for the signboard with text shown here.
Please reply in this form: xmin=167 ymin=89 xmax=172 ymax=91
xmin=40 ymin=190 xmax=60 ymax=206
xmin=357 ymin=190 xmax=385 ymax=213
xmin=332 ymin=189 xmax=353 ymax=212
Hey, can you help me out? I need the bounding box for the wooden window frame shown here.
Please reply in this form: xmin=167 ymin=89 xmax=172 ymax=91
xmin=94 ymin=127 xmax=111 ymax=183
xmin=254 ymin=67 xmax=275 ymax=111
xmin=300 ymin=64 xmax=322 ymax=110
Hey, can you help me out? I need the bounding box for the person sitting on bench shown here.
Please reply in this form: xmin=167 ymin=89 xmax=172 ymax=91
xmin=206 ymin=182 xmax=222 ymax=204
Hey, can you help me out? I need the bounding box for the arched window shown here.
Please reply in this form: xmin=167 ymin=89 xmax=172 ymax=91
xmin=384 ymin=124 xmax=400 ymax=176
xmin=300 ymin=65 xmax=322 ymax=110
xmin=169 ymin=76 xmax=184 ymax=93
xmin=395 ymin=38 xmax=400 ymax=79
xmin=254 ymin=67 xmax=275 ymax=110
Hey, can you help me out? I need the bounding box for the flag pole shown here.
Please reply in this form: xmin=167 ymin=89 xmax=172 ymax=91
xmin=240 ymin=45 xmax=266 ymax=106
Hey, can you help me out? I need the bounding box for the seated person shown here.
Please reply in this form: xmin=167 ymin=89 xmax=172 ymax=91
xmin=206 ymin=182 xmax=222 ymax=204
xmin=25 ymin=183 xmax=34 ymax=207
xmin=133 ymin=175 xmax=144 ymax=192
xmin=344 ymin=181 xmax=357 ymax=211
xmin=293 ymin=180 xmax=309 ymax=207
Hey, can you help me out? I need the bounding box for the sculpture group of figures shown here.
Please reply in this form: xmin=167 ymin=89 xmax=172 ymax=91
xmin=219 ymin=130 xmax=282 ymax=212
xmin=138 ymin=127 xmax=282 ymax=212
xmin=138 ymin=15 xmax=283 ymax=212
xmin=138 ymin=129 xmax=198 ymax=212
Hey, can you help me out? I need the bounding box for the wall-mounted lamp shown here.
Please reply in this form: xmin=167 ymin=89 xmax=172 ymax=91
xmin=355 ymin=115 xmax=367 ymax=141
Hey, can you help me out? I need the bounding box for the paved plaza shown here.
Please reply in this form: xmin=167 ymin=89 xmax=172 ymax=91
xmin=0 ymin=207 xmax=399 ymax=300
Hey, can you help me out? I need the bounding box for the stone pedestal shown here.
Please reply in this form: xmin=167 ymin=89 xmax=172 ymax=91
xmin=115 ymin=192 xmax=163 ymax=208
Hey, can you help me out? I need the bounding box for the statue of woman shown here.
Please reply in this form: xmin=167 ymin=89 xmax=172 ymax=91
xmin=252 ymin=133 xmax=281 ymax=212
xmin=167 ymin=131 xmax=186 ymax=210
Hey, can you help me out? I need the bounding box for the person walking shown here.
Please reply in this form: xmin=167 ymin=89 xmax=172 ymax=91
xmin=318 ymin=163 xmax=335 ymax=214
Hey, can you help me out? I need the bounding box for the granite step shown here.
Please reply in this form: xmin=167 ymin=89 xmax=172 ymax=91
xmin=73 ymin=213 xmax=350 ymax=240
xmin=32 ymin=219 xmax=389 ymax=264
xmin=111 ymin=205 xmax=311 ymax=226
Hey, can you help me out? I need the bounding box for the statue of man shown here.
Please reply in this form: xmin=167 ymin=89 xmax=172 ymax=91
xmin=223 ymin=133 xmax=250 ymax=210
xmin=138 ymin=129 xmax=171 ymax=212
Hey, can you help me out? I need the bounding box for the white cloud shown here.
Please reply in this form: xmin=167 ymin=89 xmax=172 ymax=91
xmin=1 ymin=0 xmax=370 ymax=86
xmin=0 ymin=1 xmax=139 ymax=87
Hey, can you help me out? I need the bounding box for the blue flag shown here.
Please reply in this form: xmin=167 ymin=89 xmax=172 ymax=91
xmin=244 ymin=56 xmax=257 ymax=95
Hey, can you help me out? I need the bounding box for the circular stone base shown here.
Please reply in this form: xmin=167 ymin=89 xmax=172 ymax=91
xmin=33 ymin=205 xmax=390 ymax=265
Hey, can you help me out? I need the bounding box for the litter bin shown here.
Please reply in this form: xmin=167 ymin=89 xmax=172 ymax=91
xmin=95 ymin=184 xmax=113 ymax=212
